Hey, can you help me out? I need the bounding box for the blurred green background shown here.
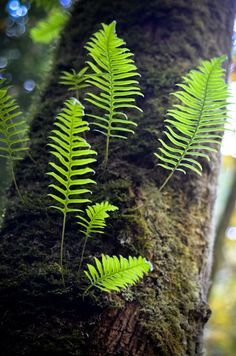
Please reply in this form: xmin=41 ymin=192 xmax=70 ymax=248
xmin=0 ymin=0 xmax=70 ymax=218
xmin=0 ymin=1 xmax=236 ymax=354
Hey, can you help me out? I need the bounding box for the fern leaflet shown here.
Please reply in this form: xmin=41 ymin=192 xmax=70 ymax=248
xmin=84 ymin=254 xmax=151 ymax=293
xmin=47 ymin=98 xmax=97 ymax=268
xmin=77 ymin=201 xmax=118 ymax=237
xmin=156 ymin=56 xmax=229 ymax=191
xmin=60 ymin=68 xmax=89 ymax=98
xmin=85 ymin=21 xmax=143 ymax=166
xmin=0 ymin=76 xmax=28 ymax=199
xmin=77 ymin=201 xmax=118 ymax=271
xmin=0 ymin=77 xmax=28 ymax=161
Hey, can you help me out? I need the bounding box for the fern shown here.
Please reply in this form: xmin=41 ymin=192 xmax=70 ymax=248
xmin=77 ymin=201 xmax=118 ymax=270
xmin=78 ymin=201 xmax=118 ymax=237
xmin=47 ymin=98 xmax=97 ymax=268
xmin=84 ymin=254 xmax=151 ymax=293
xmin=155 ymin=56 xmax=229 ymax=191
xmin=31 ymin=9 xmax=69 ymax=44
xmin=85 ymin=21 xmax=143 ymax=166
xmin=60 ymin=68 xmax=89 ymax=99
xmin=0 ymin=76 xmax=28 ymax=199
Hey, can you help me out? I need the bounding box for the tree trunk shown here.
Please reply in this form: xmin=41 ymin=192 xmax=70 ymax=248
xmin=0 ymin=0 xmax=235 ymax=355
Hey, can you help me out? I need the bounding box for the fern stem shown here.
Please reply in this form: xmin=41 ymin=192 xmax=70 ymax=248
xmin=83 ymin=284 xmax=93 ymax=298
xmin=11 ymin=161 xmax=46 ymax=209
xmin=59 ymin=102 xmax=75 ymax=270
xmin=74 ymin=88 xmax=88 ymax=141
xmin=60 ymin=212 xmax=67 ymax=270
xmin=75 ymin=89 xmax=79 ymax=100
xmin=103 ymin=134 xmax=110 ymax=168
xmin=103 ymin=26 xmax=114 ymax=169
xmin=10 ymin=163 xmax=24 ymax=202
xmin=159 ymin=171 xmax=175 ymax=192
xmin=27 ymin=151 xmax=44 ymax=174
xmin=78 ymin=234 xmax=89 ymax=274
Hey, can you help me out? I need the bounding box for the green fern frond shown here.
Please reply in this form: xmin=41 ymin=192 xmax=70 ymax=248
xmin=31 ymin=9 xmax=69 ymax=44
xmin=77 ymin=201 xmax=118 ymax=271
xmin=48 ymin=98 xmax=97 ymax=213
xmin=60 ymin=68 xmax=89 ymax=97
xmin=47 ymin=98 xmax=97 ymax=267
xmin=77 ymin=201 xmax=118 ymax=238
xmin=85 ymin=21 xmax=143 ymax=166
xmin=84 ymin=254 xmax=151 ymax=293
xmin=156 ymin=56 xmax=229 ymax=191
xmin=0 ymin=77 xmax=28 ymax=161
xmin=0 ymin=76 xmax=28 ymax=200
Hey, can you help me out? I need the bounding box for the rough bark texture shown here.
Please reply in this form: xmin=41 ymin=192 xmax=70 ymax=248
xmin=0 ymin=0 xmax=235 ymax=355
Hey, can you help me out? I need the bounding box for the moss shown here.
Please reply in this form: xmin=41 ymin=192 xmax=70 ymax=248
xmin=115 ymin=185 xmax=200 ymax=354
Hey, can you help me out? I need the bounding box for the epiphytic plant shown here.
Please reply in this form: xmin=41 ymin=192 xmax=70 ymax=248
xmin=84 ymin=254 xmax=151 ymax=294
xmin=59 ymin=68 xmax=89 ymax=99
xmin=47 ymin=98 xmax=97 ymax=269
xmin=156 ymin=56 xmax=229 ymax=191
xmin=84 ymin=21 xmax=143 ymax=167
xmin=0 ymin=76 xmax=28 ymax=199
xmin=77 ymin=201 xmax=118 ymax=271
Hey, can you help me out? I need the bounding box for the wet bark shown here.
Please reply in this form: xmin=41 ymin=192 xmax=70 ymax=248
xmin=0 ymin=0 xmax=235 ymax=355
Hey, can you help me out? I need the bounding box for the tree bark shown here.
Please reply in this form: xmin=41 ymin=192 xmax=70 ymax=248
xmin=0 ymin=0 xmax=235 ymax=355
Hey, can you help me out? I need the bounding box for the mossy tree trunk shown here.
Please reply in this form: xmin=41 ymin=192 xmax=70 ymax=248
xmin=0 ymin=0 xmax=235 ymax=355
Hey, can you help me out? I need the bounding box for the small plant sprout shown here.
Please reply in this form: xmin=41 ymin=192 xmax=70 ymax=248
xmin=59 ymin=67 xmax=89 ymax=99
xmin=77 ymin=201 xmax=118 ymax=271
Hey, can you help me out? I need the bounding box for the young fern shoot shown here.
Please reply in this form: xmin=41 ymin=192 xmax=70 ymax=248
xmin=59 ymin=68 xmax=89 ymax=99
xmin=0 ymin=76 xmax=28 ymax=200
xmin=84 ymin=254 xmax=151 ymax=294
xmin=156 ymin=56 xmax=229 ymax=191
xmin=85 ymin=21 xmax=143 ymax=167
xmin=77 ymin=201 xmax=118 ymax=271
xmin=47 ymin=98 xmax=97 ymax=269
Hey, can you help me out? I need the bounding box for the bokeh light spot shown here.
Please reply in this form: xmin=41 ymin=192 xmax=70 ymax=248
xmin=0 ymin=57 xmax=8 ymax=69
xmin=59 ymin=0 xmax=72 ymax=8
xmin=16 ymin=5 xmax=28 ymax=17
xmin=8 ymin=0 xmax=20 ymax=11
xmin=23 ymin=79 xmax=36 ymax=92
xmin=226 ymin=226 xmax=236 ymax=240
xmin=7 ymin=1 xmax=28 ymax=18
